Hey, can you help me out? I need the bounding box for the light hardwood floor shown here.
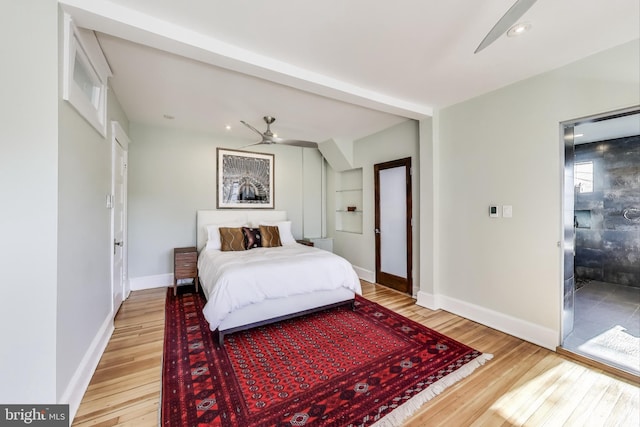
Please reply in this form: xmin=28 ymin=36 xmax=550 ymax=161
xmin=73 ymin=282 xmax=639 ymax=426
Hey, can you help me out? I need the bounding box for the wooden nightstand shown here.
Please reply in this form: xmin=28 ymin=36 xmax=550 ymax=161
xmin=174 ymin=246 xmax=198 ymax=296
xmin=296 ymin=239 xmax=314 ymax=247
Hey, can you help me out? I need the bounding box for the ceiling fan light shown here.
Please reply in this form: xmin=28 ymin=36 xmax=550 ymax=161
xmin=507 ymin=22 xmax=532 ymax=37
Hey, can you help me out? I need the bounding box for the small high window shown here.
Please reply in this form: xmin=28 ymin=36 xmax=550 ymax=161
xmin=63 ymin=13 xmax=111 ymax=136
xmin=574 ymin=161 xmax=593 ymax=193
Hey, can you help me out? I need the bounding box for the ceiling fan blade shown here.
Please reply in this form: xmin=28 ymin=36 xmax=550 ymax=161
xmin=240 ymin=116 xmax=317 ymax=148
xmin=277 ymin=139 xmax=318 ymax=149
xmin=239 ymin=141 xmax=264 ymax=149
xmin=474 ymin=0 xmax=537 ymax=54
xmin=240 ymin=120 xmax=265 ymax=138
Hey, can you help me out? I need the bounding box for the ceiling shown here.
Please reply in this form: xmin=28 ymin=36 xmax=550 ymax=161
xmin=61 ymin=0 xmax=640 ymax=144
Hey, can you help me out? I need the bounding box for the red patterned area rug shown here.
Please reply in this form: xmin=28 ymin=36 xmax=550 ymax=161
xmin=161 ymin=288 xmax=492 ymax=426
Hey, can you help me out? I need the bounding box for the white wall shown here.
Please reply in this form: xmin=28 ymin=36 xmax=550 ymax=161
xmin=0 ymin=1 xmax=131 ymax=409
xmin=56 ymin=84 xmax=130 ymax=406
xmin=428 ymin=40 xmax=640 ymax=349
xmin=0 ymin=0 xmax=59 ymax=403
xmin=127 ymin=123 xmax=322 ymax=282
xmin=418 ymin=118 xmax=435 ymax=297
xmin=56 ymin=10 xmax=132 ymax=415
xmin=328 ymin=120 xmax=420 ymax=290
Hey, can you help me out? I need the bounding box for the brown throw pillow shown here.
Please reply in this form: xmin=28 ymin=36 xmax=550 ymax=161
xmin=242 ymin=227 xmax=262 ymax=249
xmin=219 ymin=227 xmax=246 ymax=251
xmin=259 ymin=225 xmax=282 ymax=248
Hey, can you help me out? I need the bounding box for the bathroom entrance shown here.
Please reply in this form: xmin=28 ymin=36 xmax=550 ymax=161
xmin=560 ymin=108 xmax=640 ymax=378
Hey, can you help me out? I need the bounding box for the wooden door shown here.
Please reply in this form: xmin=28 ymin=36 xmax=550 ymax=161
xmin=374 ymin=158 xmax=412 ymax=294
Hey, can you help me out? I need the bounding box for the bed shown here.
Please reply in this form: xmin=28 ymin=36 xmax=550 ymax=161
xmin=196 ymin=210 xmax=362 ymax=344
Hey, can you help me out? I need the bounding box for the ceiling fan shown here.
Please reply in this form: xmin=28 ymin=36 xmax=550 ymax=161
xmin=240 ymin=116 xmax=318 ymax=148
xmin=474 ymin=0 xmax=538 ymax=54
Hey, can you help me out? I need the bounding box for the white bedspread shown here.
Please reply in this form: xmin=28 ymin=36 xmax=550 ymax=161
xmin=198 ymin=244 xmax=362 ymax=331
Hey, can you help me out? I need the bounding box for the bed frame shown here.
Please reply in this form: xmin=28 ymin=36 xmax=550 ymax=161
xmin=196 ymin=210 xmax=356 ymax=346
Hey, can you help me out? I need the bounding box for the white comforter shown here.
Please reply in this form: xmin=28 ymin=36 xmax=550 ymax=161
xmin=198 ymin=244 xmax=362 ymax=331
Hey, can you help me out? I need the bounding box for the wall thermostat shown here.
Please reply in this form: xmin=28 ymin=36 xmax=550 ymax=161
xmin=489 ymin=205 xmax=499 ymax=218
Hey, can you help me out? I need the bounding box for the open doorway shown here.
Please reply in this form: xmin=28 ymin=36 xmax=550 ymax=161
xmin=560 ymin=108 xmax=640 ymax=377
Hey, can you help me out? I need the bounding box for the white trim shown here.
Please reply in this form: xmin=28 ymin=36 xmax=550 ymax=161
xmin=110 ymin=121 xmax=130 ymax=313
xmin=60 ymin=314 xmax=114 ymax=424
xmin=353 ymin=265 xmax=375 ymax=283
xmin=416 ymin=290 xmax=440 ymax=310
xmin=130 ymin=273 xmax=173 ymax=291
xmin=62 ymin=13 xmax=111 ymax=137
xmin=112 ymin=120 xmax=130 ymax=150
xmin=416 ymin=292 xmax=558 ymax=351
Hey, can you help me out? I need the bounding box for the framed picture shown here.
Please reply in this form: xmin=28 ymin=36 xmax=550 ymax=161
xmin=217 ymin=148 xmax=275 ymax=209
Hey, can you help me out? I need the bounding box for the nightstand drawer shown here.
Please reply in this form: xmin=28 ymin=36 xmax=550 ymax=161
xmin=175 ymin=253 xmax=196 ymax=263
xmin=175 ymin=265 xmax=197 ymax=277
xmin=175 ymin=258 xmax=196 ymax=268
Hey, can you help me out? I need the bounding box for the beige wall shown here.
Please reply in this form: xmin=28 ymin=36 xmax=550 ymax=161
xmin=328 ymin=120 xmax=420 ymax=290
xmin=427 ymin=40 xmax=640 ymax=349
xmin=0 ymin=0 xmax=59 ymax=403
xmin=127 ymin=123 xmax=323 ymax=280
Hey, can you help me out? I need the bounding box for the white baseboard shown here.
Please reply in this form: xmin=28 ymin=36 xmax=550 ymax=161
xmin=353 ymin=265 xmax=374 ymax=283
xmin=416 ymin=291 xmax=559 ymax=351
xmin=60 ymin=314 xmax=114 ymax=424
xmin=416 ymin=290 xmax=441 ymax=310
xmin=130 ymin=273 xmax=173 ymax=291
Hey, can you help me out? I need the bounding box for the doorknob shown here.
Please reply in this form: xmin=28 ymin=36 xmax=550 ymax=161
xmin=375 ymin=228 xmax=381 ymax=234
xmin=114 ymin=239 xmax=123 ymax=254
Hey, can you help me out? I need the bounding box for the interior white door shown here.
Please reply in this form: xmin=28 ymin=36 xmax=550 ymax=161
xmin=380 ymin=167 xmax=407 ymax=277
xmin=111 ymin=123 xmax=129 ymax=314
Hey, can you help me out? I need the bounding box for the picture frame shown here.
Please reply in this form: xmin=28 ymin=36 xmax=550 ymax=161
xmin=217 ymin=148 xmax=275 ymax=209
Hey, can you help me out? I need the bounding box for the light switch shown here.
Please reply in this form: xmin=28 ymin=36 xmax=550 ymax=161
xmin=503 ymin=205 xmax=513 ymax=218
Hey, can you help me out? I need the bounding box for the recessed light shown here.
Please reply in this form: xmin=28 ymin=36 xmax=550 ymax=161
xmin=163 ymin=114 xmax=175 ymax=120
xmin=225 ymin=125 xmax=232 ymax=130
xmin=507 ymin=22 xmax=532 ymax=38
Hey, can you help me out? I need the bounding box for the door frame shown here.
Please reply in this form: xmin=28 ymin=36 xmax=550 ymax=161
xmin=558 ymin=105 xmax=639 ymax=346
xmin=374 ymin=157 xmax=413 ymax=295
xmin=111 ymin=121 xmax=130 ymax=314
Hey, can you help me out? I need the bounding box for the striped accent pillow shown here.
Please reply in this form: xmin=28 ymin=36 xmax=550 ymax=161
xmin=219 ymin=227 xmax=246 ymax=251
xmin=259 ymin=225 xmax=282 ymax=248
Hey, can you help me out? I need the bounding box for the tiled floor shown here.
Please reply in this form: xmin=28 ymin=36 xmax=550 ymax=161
xmin=563 ymin=280 xmax=640 ymax=374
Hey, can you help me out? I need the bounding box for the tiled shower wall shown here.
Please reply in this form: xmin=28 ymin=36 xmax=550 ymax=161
xmin=574 ymin=135 xmax=640 ymax=288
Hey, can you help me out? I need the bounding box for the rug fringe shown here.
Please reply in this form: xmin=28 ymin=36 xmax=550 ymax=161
xmin=371 ymin=353 xmax=494 ymax=427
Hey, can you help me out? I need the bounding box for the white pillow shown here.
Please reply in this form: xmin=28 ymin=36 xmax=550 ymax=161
xmin=205 ymin=221 xmax=246 ymax=250
xmin=258 ymin=220 xmax=296 ymax=245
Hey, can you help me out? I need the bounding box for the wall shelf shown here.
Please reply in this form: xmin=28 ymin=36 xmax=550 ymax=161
xmin=335 ymin=169 xmax=363 ymax=234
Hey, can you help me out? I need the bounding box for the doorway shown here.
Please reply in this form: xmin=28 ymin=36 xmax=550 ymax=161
xmin=111 ymin=121 xmax=130 ymax=315
xmin=560 ymin=108 xmax=640 ymax=376
xmin=374 ymin=158 xmax=412 ymax=294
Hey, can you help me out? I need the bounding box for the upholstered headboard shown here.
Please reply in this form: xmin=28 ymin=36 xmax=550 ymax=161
xmin=196 ymin=210 xmax=287 ymax=251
